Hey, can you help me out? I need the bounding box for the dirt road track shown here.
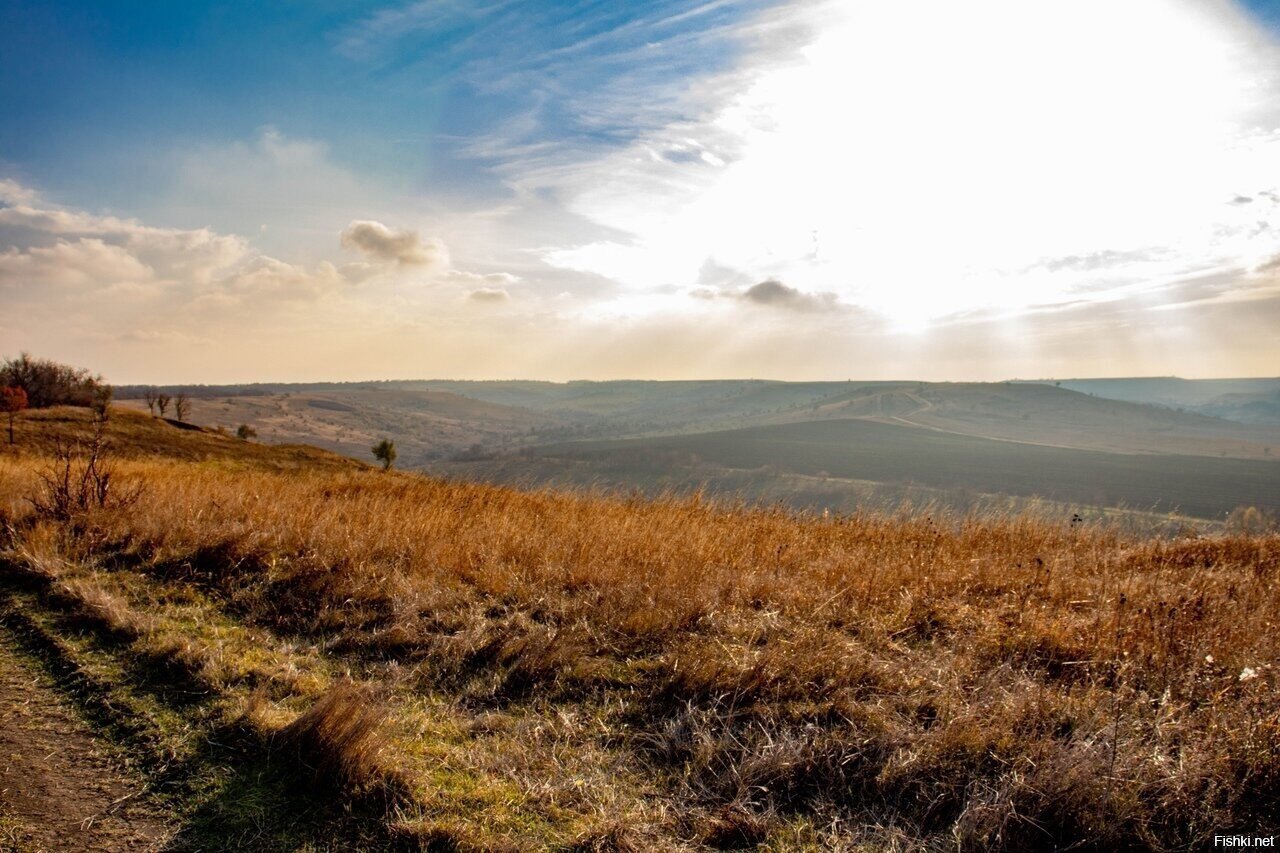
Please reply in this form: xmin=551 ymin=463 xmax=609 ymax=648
xmin=0 ymin=632 xmax=171 ymax=852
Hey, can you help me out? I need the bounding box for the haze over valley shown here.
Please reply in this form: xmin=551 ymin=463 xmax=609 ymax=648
xmin=116 ymin=376 xmax=1280 ymax=522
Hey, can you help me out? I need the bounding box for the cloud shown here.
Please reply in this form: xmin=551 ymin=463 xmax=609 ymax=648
xmin=468 ymin=287 xmax=510 ymax=302
xmin=340 ymin=220 xmax=445 ymax=266
xmin=444 ymin=270 xmax=519 ymax=286
xmin=0 ymin=180 xmax=356 ymax=314
xmin=0 ymin=179 xmax=38 ymax=205
xmin=1253 ymin=254 xmax=1280 ymax=273
xmin=0 ymin=238 xmax=153 ymax=290
xmin=209 ymin=257 xmax=348 ymax=304
xmin=0 ymin=190 xmax=248 ymax=284
xmin=1040 ymin=249 xmax=1165 ymax=274
xmin=738 ymin=278 xmax=837 ymax=312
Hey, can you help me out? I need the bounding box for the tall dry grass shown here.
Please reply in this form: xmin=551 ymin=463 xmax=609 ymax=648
xmin=2 ymin=453 xmax=1277 ymax=848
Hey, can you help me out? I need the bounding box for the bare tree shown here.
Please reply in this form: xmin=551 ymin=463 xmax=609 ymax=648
xmin=143 ymin=387 xmax=158 ymax=416
xmin=156 ymin=393 xmax=171 ymax=418
xmin=174 ymin=393 xmax=191 ymax=423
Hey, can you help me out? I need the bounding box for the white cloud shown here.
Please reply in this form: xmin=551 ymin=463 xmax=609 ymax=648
xmin=468 ymin=286 xmax=510 ymax=302
xmin=0 ymin=182 xmax=346 ymax=311
xmin=209 ymin=257 xmax=348 ymax=304
xmin=444 ymin=270 xmax=519 ymax=286
xmin=0 ymin=238 xmax=153 ymax=290
xmin=0 ymin=179 xmax=38 ymax=205
xmin=0 ymin=200 xmax=248 ymax=283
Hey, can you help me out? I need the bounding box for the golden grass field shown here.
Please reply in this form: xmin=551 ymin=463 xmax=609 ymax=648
xmin=1 ymin=407 xmax=1277 ymax=850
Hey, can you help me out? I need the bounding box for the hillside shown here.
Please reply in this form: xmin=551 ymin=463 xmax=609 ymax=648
xmin=0 ymin=405 xmax=1277 ymax=849
xmin=2 ymin=406 xmax=364 ymax=471
xmin=118 ymin=379 xmax=1280 ymax=465
xmin=114 ymin=388 xmax=561 ymax=469
xmin=460 ymin=417 xmax=1280 ymax=521
xmin=1041 ymin=377 xmax=1280 ymax=426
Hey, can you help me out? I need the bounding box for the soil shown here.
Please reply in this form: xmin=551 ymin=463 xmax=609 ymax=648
xmin=0 ymin=632 xmax=172 ymax=852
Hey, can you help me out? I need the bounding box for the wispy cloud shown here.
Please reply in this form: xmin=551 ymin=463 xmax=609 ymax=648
xmin=340 ymin=0 xmax=797 ymax=181
xmin=468 ymin=286 xmax=510 ymax=302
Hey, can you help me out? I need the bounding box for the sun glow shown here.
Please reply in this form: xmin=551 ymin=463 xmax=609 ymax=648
xmin=546 ymin=0 xmax=1280 ymax=329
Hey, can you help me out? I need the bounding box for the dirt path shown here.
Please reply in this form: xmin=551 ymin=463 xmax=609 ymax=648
xmin=0 ymin=632 xmax=172 ymax=853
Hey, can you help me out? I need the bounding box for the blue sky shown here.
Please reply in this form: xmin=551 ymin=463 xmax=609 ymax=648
xmin=2 ymin=1 xmax=769 ymax=210
xmin=2 ymin=0 xmax=1280 ymax=382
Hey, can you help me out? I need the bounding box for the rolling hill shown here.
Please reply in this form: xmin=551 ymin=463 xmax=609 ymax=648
xmin=108 ymin=379 xmax=1280 ymax=524
xmin=1036 ymin=377 xmax=1280 ymax=426
xmin=481 ymin=418 xmax=1280 ymax=520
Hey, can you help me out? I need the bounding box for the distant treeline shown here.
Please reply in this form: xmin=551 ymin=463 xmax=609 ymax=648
xmin=113 ymin=381 xmax=404 ymax=399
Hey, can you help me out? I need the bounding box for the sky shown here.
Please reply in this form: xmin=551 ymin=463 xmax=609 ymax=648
xmin=2 ymin=0 xmax=1280 ymax=383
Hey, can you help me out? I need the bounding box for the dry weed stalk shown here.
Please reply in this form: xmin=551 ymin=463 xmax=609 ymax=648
xmin=26 ymin=421 xmax=142 ymax=520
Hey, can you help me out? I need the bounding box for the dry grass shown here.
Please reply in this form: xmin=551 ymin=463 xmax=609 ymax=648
xmin=273 ymin=682 xmax=393 ymax=793
xmin=1 ymin=410 xmax=1277 ymax=848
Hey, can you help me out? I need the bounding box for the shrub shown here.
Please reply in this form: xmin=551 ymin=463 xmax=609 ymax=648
xmin=372 ymin=439 xmax=396 ymax=471
xmin=27 ymin=420 xmax=143 ymax=520
xmin=1227 ymin=505 xmax=1277 ymax=534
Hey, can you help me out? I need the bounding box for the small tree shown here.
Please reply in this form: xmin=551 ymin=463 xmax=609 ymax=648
xmin=236 ymin=423 xmax=257 ymax=441
xmin=1 ymin=386 xmax=28 ymax=445
xmin=372 ymin=438 xmax=396 ymax=471
xmin=174 ymin=393 xmax=191 ymax=423
xmin=156 ymin=393 xmax=171 ymax=418
xmin=90 ymin=384 xmax=113 ymax=423
xmin=143 ymin=387 xmax=158 ymax=416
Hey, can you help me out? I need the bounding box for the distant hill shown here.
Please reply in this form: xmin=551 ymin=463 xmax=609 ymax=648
xmin=451 ymin=418 xmax=1280 ymax=521
xmin=104 ymin=379 xmax=1280 ymax=519
xmin=1030 ymin=377 xmax=1280 ymax=426
xmin=116 ymin=378 xmax=1280 ymax=463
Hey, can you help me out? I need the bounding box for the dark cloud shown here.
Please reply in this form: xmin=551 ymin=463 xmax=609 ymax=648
xmin=662 ymin=148 xmax=703 ymax=164
xmin=739 ymin=278 xmax=838 ymax=312
xmin=468 ymin=287 xmax=510 ymax=302
xmin=340 ymin=220 xmax=443 ymax=266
